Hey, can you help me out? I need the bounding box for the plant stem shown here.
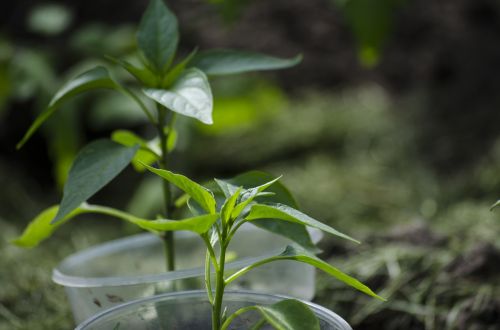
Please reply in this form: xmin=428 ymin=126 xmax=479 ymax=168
xmin=212 ymin=236 xmax=227 ymax=330
xmin=157 ymin=104 xmax=175 ymax=271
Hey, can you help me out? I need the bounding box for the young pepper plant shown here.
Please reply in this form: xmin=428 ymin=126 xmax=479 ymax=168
xmin=15 ymin=167 xmax=385 ymax=329
xmin=14 ymin=0 xmax=302 ymax=271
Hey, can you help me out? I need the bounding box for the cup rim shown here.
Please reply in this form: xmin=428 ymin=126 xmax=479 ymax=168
xmin=52 ymin=227 xmax=323 ymax=288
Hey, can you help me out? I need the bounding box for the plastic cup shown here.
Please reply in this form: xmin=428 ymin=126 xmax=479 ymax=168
xmin=53 ymin=224 xmax=322 ymax=324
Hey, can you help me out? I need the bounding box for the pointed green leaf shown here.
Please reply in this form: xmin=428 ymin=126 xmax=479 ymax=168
xmin=214 ymin=178 xmax=240 ymax=199
xmin=52 ymin=139 xmax=139 ymax=223
xmin=191 ymin=49 xmax=302 ymax=76
xmin=83 ymin=204 xmax=218 ymax=233
xmin=491 ymin=200 xmax=500 ymax=211
xmin=162 ymin=48 xmax=198 ymax=88
xmin=137 ymin=0 xmax=178 ymax=72
xmin=221 ymin=187 xmax=242 ymax=223
xmin=246 ymin=203 xmax=359 ymax=244
xmin=231 ymin=176 xmax=281 ymax=219
xmin=166 ymin=128 xmax=177 ymax=152
xmin=17 ymin=66 xmax=116 ymax=149
xmin=143 ymin=165 xmax=216 ymax=214
xmin=143 ymin=68 xmax=213 ymax=124
xmin=254 ymin=299 xmax=320 ymax=330
xmin=223 ymin=299 xmax=319 ymax=330
xmin=12 ymin=206 xmax=86 ymax=248
xmin=224 ymin=171 xmax=299 ymax=207
xmin=219 ymin=171 xmax=316 ymax=252
xmin=107 ymin=56 xmax=157 ymax=86
xmin=13 ymin=203 xmax=218 ymax=248
xmin=227 ymin=245 xmax=385 ymax=301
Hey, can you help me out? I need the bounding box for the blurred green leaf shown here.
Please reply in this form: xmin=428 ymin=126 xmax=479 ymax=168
xmin=72 ymin=24 xmax=136 ymax=56
xmin=137 ymin=0 xmax=179 ymax=72
xmin=334 ymin=0 xmax=404 ymax=67
xmin=107 ymin=56 xmax=157 ymax=86
xmin=112 ymin=130 xmax=160 ymax=171
xmin=206 ymin=0 xmax=251 ymax=23
xmin=13 ymin=203 xmax=218 ymax=247
xmin=28 ymin=4 xmax=72 ymax=36
xmin=191 ymin=49 xmax=302 ymax=76
xmin=12 ymin=206 xmax=81 ymax=248
xmin=162 ymin=48 xmax=198 ymax=88
xmin=17 ymin=66 xmax=116 ymax=149
xmin=52 ymin=139 xmax=139 ymax=223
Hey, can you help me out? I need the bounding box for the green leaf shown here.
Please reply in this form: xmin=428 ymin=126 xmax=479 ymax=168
xmin=52 ymin=139 xmax=139 ymax=223
xmin=162 ymin=48 xmax=198 ymax=88
xmin=111 ymin=129 xmax=160 ymax=157
xmin=17 ymin=66 xmax=116 ymax=149
xmin=227 ymin=245 xmax=385 ymax=301
xmin=191 ymin=49 xmax=302 ymax=76
xmin=253 ymin=299 xmax=319 ymax=330
xmin=143 ymin=165 xmax=216 ymax=214
xmin=219 ymin=171 xmax=316 ymax=252
xmin=334 ymin=0 xmax=403 ymax=67
xmin=214 ymin=178 xmax=240 ymax=199
xmin=137 ymin=0 xmax=178 ymax=72
xmin=246 ymin=203 xmax=359 ymax=244
xmin=231 ymin=176 xmax=281 ymax=219
xmin=491 ymin=200 xmax=500 ymax=211
xmin=223 ymin=171 xmax=299 ymax=206
xmin=13 ymin=203 xmax=218 ymax=247
xmin=166 ymin=128 xmax=177 ymax=152
xmin=223 ymin=299 xmax=319 ymax=330
xmin=12 ymin=206 xmax=85 ymax=248
xmin=111 ymin=130 xmax=160 ymax=171
xmin=107 ymin=56 xmax=157 ymax=86
xmin=83 ymin=205 xmax=218 ymax=233
xmin=221 ymin=187 xmax=242 ymax=223
xmin=143 ymin=68 xmax=213 ymax=124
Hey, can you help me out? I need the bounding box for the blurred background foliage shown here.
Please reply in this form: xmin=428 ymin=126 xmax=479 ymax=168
xmin=1 ymin=0 xmax=499 ymax=329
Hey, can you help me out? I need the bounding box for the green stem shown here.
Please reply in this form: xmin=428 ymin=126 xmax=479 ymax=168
xmin=201 ymin=234 xmax=219 ymax=305
xmin=157 ymin=104 xmax=175 ymax=271
xmin=212 ymin=235 xmax=227 ymax=330
xmin=205 ymin=250 xmax=214 ymax=305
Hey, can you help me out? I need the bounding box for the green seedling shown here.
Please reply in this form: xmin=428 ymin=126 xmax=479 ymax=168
xmin=16 ymin=167 xmax=385 ymax=329
xmin=14 ymin=0 xmax=301 ymax=271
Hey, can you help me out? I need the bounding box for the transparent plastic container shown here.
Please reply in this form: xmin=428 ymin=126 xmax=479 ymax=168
xmin=76 ymin=290 xmax=352 ymax=330
xmin=53 ymin=224 xmax=322 ymax=324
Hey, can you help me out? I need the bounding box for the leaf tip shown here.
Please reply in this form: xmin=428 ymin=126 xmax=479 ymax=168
xmin=292 ymin=53 xmax=304 ymax=65
xmin=10 ymin=237 xmax=33 ymax=249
